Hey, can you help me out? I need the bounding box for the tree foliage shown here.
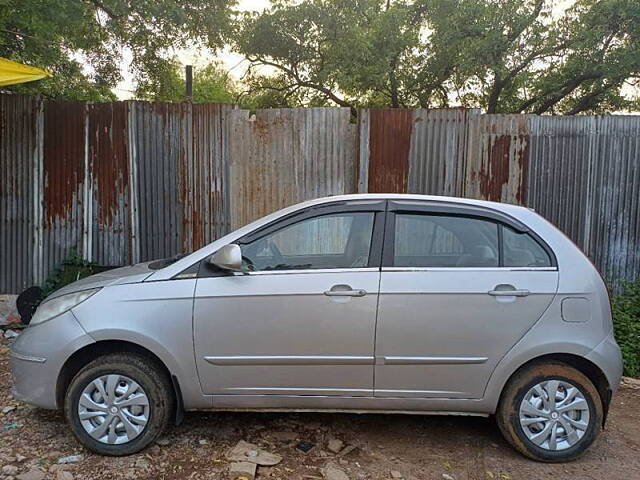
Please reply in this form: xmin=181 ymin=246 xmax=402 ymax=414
xmin=135 ymin=59 xmax=236 ymax=103
xmin=232 ymin=0 xmax=640 ymax=114
xmin=2 ymin=0 xmax=638 ymax=113
xmin=0 ymin=0 xmax=233 ymax=100
xmin=612 ymin=279 xmax=640 ymax=377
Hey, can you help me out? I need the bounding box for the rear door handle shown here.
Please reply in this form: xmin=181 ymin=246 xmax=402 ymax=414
xmin=324 ymin=289 xmax=367 ymax=297
xmin=488 ymin=289 xmax=530 ymax=297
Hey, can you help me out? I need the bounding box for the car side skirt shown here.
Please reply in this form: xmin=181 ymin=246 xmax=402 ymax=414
xmin=189 ymin=406 xmax=489 ymax=417
xmin=194 ymin=394 xmax=494 ymax=415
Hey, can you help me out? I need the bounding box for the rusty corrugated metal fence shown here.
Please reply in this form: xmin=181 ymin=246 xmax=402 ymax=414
xmin=228 ymin=107 xmax=356 ymax=230
xmin=358 ymin=108 xmax=640 ymax=288
xmin=1 ymin=96 xmax=639 ymax=293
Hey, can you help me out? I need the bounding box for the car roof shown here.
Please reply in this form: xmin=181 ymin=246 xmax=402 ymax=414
xmin=294 ymin=193 xmax=527 ymax=213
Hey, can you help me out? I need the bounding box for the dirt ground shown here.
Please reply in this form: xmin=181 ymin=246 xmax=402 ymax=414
xmin=1 ymin=338 xmax=639 ymax=480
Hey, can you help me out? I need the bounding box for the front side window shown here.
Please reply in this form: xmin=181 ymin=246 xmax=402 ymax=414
xmin=393 ymin=214 xmax=499 ymax=267
xmin=240 ymin=212 xmax=375 ymax=271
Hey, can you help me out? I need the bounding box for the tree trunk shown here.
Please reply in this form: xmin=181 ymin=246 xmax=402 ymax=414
xmin=487 ymin=77 xmax=503 ymax=114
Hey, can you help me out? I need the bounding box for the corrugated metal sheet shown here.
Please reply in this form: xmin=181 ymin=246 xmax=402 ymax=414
xmin=129 ymin=101 xmax=190 ymax=261
xmin=591 ymin=116 xmax=640 ymax=285
xmin=0 ymin=95 xmax=42 ymax=292
xmin=88 ymin=102 xmax=131 ymax=266
xmin=1 ymin=93 xmax=639 ymax=292
xmin=528 ymin=115 xmax=640 ymax=286
xmin=527 ymin=116 xmax=595 ymax=252
xmin=42 ymin=99 xmax=86 ymax=279
xmin=228 ymin=107 xmax=356 ymax=229
xmin=189 ymin=103 xmax=234 ymax=250
xmin=360 ymin=108 xmax=475 ymax=197
xmin=464 ymin=114 xmax=530 ymax=204
xmin=407 ymin=108 xmax=472 ymax=196
xmin=360 ymin=109 xmax=413 ymax=193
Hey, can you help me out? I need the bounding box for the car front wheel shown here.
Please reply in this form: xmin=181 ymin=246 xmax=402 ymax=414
xmin=496 ymin=362 xmax=603 ymax=462
xmin=64 ymin=353 xmax=173 ymax=456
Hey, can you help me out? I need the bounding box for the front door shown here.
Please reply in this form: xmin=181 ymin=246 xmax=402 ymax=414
xmin=374 ymin=202 xmax=559 ymax=399
xmin=193 ymin=202 xmax=385 ymax=397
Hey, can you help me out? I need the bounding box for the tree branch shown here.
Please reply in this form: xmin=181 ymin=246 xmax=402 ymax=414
xmin=245 ymin=55 xmax=353 ymax=109
xmin=516 ymin=72 xmax=603 ymax=114
xmin=506 ymin=0 xmax=544 ymax=44
xmin=486 ymin=0 xmax=545 ymax=112
xmin=88 ymin=0 xmax=121 ymax=20
xmin=567 ymin=80 xmax=620 ymax=115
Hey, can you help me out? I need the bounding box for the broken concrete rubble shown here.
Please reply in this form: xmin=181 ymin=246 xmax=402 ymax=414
xmin=228 ymin=461 xmax=257 ymax=480
xmin=226 ymin=440 xmax=282 ymax=466
xmin=321 ymin=462 xmax=350 ymax=480
xmin=327 ymin=438 xmax=344 ymax=454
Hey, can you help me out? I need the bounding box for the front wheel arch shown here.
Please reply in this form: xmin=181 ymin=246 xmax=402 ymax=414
xmin=57 ymin=340 xmax=182 ymax=421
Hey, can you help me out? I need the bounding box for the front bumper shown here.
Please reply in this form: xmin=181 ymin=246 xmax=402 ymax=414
xmin=10 ymin=311 xmax=94 ymax=409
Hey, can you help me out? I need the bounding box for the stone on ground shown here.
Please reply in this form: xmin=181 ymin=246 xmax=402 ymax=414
xmin=321 ymin=462 xmax=350 ymax=480
xmin=2 ymin=465 xmax=18 ymax=475
xmin=16 ymin=469 xmax=46 ymax=480
xmin=226 ymin=440 xmax=282 ymax=466
xmin=327 ymin=438 xmax=344 ymax=454
xmin=228 ymin=461 xmax=257 ymax=480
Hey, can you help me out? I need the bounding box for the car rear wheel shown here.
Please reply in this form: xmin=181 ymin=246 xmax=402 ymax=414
xmin=64 ymin=353 xmax=173 ymax=456
xmin=496 ymin=362 xmax=603 ymax=462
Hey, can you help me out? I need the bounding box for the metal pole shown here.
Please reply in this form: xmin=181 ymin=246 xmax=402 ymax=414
xmin=185 ymin=65 xmax=193 ymax=101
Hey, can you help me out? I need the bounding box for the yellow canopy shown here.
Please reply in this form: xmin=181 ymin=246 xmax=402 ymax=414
xmin=0 ymin=57 xmax=51 ymax=86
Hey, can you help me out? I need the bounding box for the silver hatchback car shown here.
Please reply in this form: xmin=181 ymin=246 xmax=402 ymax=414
xmin=10 ymin=194 xmax=622 ymax=461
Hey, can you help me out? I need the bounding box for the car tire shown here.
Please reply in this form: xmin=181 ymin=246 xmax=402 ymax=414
xmin=64 ymin=353 xmax=173 ymax=456
xmin=496 ymin=362 xmax=603 ymax=462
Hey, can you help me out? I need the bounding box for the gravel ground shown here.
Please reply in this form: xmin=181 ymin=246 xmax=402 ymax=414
xmin=1 ymin=337 xmax=639 ymax=480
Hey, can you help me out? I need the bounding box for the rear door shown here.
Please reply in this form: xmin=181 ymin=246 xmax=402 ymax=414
xmin=374 ymin=201 xmax=559 ymax=399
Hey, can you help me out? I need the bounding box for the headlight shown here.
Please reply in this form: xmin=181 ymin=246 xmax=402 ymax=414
xmin=30 ymin=288 xmax=100 ymax=326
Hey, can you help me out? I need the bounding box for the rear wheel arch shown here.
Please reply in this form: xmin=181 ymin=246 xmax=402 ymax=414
xmin=496 ymin=361 xmax=603 ymax=461
xmin=497 ymin=353 xmax=611 ymax=421
xmin=56 ymin=340 xmax=182 ymax=419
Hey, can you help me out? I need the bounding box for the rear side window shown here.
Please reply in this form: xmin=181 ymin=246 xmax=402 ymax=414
xmin=394 ymin=214 xmax=499 ymax=267
xmin=502 ymin=226 xmax=552 ymax=267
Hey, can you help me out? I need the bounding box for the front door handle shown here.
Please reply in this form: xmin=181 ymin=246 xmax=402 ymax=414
xmin=324 ymin=285 xmax=367 ymax=297
xmin=488 ymin=288 xmax=530 ymax=297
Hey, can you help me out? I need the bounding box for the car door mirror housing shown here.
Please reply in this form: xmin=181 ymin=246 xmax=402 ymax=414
xmin=209 ymin=244 xmax=243 ymax=271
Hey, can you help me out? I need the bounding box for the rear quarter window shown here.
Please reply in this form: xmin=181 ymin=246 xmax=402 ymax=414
xmin=502 ymin=226 xmax=552 ymax=267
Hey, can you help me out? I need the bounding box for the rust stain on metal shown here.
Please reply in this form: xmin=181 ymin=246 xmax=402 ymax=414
xmin=191 ymin=104 xmax=206 ymax=251
xmin=480 ymin=135 xmax=511 ymax=202
xmin=367 ymin=109 xmax=412 ymax=193
xmin=43 ymin=100 xmax=85 ymax=225
xmin=515 ymin=135 xmax=529 ymax=204
xmin=88 ymin=102 xmax=129 ymax=226
xmin=479 ymin=133 xmax=529 ymax=203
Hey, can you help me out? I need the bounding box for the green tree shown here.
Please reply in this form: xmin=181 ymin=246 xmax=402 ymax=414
xmin=0 ymin=0 xmax=234 ymax=100
xmin=435 ymin=0 xmax=640 ymax=113
xmin=233 ymin=0 xmax=425 ymax=110
xmin=231 ymin=0 xmax=640 ymax=114
xmin=135 ymin=59 xmax=237 ymax=103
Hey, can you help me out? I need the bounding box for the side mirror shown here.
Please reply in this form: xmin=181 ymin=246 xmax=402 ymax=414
xmin=209 ymin=244 xmax=243 ymax=271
